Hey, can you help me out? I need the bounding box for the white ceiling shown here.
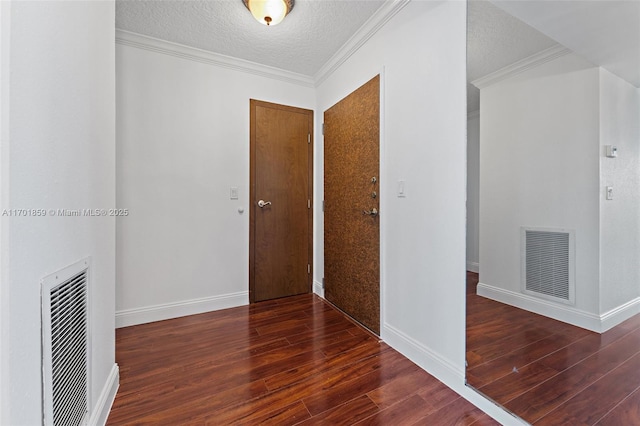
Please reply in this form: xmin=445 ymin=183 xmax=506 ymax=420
xmin=468 ymin=0 xmax=640 ymax=113
xmin=491 ymin=0 xmax=640 ymax=88
xmin=467 ymin=0 xmax=557 ymax=112
xmin=116 ymin=0 xmax=640 ymax=112
xmin=116 ymin=0 xmax=385 ymax=76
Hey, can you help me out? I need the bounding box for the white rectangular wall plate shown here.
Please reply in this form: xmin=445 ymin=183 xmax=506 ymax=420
xmin=397 ymin=180 xmax=406 ymax=198
xmin=606 ymin=186 xmax=614 ymax=200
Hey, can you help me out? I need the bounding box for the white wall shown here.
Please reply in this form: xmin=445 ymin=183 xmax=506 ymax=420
xmin=467 ymin=111 xmax=480 ymax=272
xmin=478 ymin=51 xmax=640 ymax=331
xmin=0 ymin=2 xmax=9 ymax=423
xmin=599 ymin=69 xmax=640 ymax=313
xmin=116 ymin=40 xmax=315 ymax=326
xmin=3 ymin=1 xmax=117 ymax=424
xmin=479 ymin=52 xmax=601 ymax=318
xmin=316 ymin=0 xmax=467 ymax=388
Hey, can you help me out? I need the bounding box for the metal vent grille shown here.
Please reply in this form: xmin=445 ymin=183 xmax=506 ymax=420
xmin=522 ymin=229 xmax=574 ymax=304
xmin=42 ymin=259 xmax=90 ymax=426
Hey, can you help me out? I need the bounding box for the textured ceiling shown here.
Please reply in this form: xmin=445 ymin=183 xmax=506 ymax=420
xmin=117 ymin=0 xmax=638 ymax=113
xmin=491 ymin=0 xmax=640 ymax=88
xmin=468 ymin=0 xmax=640 ymax=113
xmin=116 ymin=0 xmax=385 ymax=76
xmin=467 ymin=0 xmax=557 ymax=113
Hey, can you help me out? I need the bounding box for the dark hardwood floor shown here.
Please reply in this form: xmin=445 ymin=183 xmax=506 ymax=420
xmin=108 ymin=293 xmax=497 ymax=425
xmin=466 ymin=271 xmax=640 ymax=425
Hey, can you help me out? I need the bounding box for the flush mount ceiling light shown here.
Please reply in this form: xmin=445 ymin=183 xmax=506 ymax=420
xmin=243 ymin=0 xmax=294 ymax=26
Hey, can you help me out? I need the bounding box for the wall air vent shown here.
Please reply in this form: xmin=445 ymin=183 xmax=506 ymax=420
xmin=42 ymin=258 xmax=91 ymax=426
xmin=521 ymin=228 xmax=575 ymax=305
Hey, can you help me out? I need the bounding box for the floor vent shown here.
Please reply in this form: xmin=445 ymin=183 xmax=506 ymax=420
xmin=521 ymin=228 xmax=574 ymax=305
xmin=42 ymin=258 xmax=91 ymax=426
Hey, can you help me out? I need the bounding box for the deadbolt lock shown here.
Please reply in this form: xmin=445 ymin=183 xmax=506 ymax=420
xmin=363 ymin=208 xmax=378 ymax=217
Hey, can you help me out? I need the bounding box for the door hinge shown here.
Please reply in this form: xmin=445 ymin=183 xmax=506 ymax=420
xmin=308 ymin=199 xmax=311 ymax=209
xmin=322 ymin=200 xmax=325 ymax=212
xmin=322 ymin=123 xmax=325 ymax=135
xmin=308 ymin=264 xmax=311 ymax=274
xmin=322 ymin=277 xmax=325 ymax=289
xmin=308 ymin=133 xmax=311 ymax=144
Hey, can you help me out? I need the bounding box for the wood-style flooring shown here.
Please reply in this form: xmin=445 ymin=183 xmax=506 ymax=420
xmin=466 ymin=271 xmax=640 ymax=425
xmin=108 ymin=294 xmax=497 ymax=425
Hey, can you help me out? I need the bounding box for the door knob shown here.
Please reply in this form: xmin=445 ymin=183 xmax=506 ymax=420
xmin=257 ymin=200 xmax=272 ymax=208
xmin=363 ymin=208 xmax=378 ymax=217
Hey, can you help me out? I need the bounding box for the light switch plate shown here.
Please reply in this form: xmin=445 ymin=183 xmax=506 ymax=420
xmin=397 ymin=180 xmax=407 ymax=198
xmin=606 ymin=186 xmax=613 ymax=200
xmin=230 ymin=187 xmax=239 ymax=200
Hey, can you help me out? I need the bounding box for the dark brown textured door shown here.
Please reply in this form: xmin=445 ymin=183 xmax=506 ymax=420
xmin=250 ymin=100 xmax=313 ymax=302
xmin=324 ymin=75 xmax=380 ymax=334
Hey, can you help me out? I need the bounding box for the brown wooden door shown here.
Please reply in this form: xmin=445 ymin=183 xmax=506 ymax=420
xmin=250 ymin=100 xmax=313 ymax=302
xmin=324 ymin=75 xmax=380 ymax=334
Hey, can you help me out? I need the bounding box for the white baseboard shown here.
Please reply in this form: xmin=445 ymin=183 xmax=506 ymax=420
xmin=382 ymin=323 xmax=527 ymax=425
xmin=116 ymin=292 xmax=248 ymax=328
xmin=313 ymin=279 xmax=324 ymax=298
xmin=466 ymin=261 xmax=479 ymax=273
xmin=89 ymin=363 xmax=119 ymax=426
xmin=476 ymin=282 xmax=640 ymax=333
xmin=382 ymin=323 xmax=464 ymax=383
xmin=601 ymin=296 xmax=640 ymax=332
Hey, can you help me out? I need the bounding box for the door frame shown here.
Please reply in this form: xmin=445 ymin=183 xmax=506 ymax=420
xmin=249 ymin=99 xmax=314 ymax=303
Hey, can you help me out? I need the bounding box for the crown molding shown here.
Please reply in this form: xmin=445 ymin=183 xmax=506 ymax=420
xmin=471 ymin=44 xmax=572 ymax=90
xmin=116 ymin=1 xmax=409 ymax=90
xmin=115 ymin=29 xmax=315 ymax=88
xmin=313 ymin=0 xmax=411 ymax=87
